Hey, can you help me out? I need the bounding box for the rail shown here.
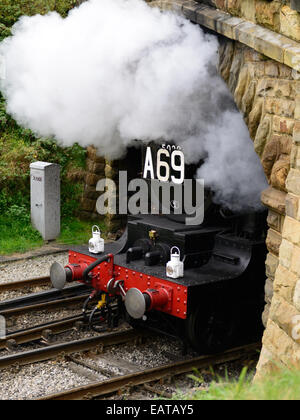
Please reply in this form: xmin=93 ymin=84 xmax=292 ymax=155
xmin=0 ymin=276 xmax=51 ymax=293
xmin=0 ymin=284 xmax=92 ymax=316
xmin=39 ymin=342 xmax=260 ymax=400
xmin=0 ymin=314 xmax=86 ymax=351
xmin=0 ymin=329 xmax=143 ymax=369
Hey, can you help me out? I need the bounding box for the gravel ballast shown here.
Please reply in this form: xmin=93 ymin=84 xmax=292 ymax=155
xmin=0 ymin=360 xmax=98 ymax=400
xmin=0 ymin=253 xmax=68 ymax=284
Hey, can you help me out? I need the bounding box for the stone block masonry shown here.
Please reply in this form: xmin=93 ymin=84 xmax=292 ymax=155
xmin=221 ymin=43 xmax=299 ymax=346
xmin=199 ymin=0 xmax=300 ymax=43
xmin=149 ymin=0 xmax=300 ymax=72
xmin=80 ymin=146 xmax=127 ymax=235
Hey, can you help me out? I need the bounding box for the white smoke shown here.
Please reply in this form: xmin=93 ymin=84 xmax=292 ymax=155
xmin=0 ymin=0 xmax=267 ymax=211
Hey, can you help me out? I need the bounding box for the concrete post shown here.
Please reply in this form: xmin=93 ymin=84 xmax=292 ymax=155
xmin=30 ymin=162 xmax=60 ymax=241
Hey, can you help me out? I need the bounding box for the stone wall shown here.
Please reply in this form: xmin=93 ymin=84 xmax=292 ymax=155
xmin=210 ymin=0 xmax=300 ymax=42
xmin=218 ymin=40 xmax=295 ymax=326
xmin=80 ymin=146 xmax=126 ymax=235
xmin=218 ymin=39 xmax=300 ymax=375
xmin=80 ymin=145 xmax=106 ymax=221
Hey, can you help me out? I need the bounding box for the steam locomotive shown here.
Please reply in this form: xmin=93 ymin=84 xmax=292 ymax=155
xmin=50 ymin=143 xmax=267 ymax=353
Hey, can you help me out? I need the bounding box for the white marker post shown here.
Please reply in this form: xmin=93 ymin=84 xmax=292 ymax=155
xmin=0 ymin=316 xmax=6 ymax=340
xmin=30 ymin=162 xmax=60 ymax=241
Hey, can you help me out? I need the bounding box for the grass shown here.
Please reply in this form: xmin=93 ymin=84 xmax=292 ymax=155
xmin=58 ymin=218 xmax=106 ymax=246
xmin=0 ymin=213 xmax=106 ymax=255
xmin=0 ymin=213 xmax=44 ymax=254
xmin=178 ymin=366 xmax=300 ymax=400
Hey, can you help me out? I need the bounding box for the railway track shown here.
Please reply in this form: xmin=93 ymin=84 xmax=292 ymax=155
xmin=0 ymin=314 xmax=260 ymax=401
xmin=0 ymin=278 xmax=101 ymax=355
xmin=0 ymin=314 xmax=87 ymax=351
xmin=0 ymin=329 xmax=144 ymax=369
xmin=0 ymin=276 xmax=260 ymax=400
xmin=0 ymin=276 xmax=51 ymax=293
xmin=38 ymin=342 xmax=260 ymax=400
xmin=0 ymin=302 xmax=260 ymax=401
xmin=0 ymin=284 xmax=92 ymax=317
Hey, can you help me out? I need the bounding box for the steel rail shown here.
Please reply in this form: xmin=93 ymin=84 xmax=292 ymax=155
xmin=39 ymin=342 xmax=260 ymax=400
xmin=0 ymin=284 xmax=92 ymax=316
xmin=0 ymin=294 xmax=91 ymax=317
xmin=0 ymin=329 xmax=142 ymax=370
xmin=0 ymin=276 xmax=51 ymax=293
xmin=0 ymin=314 xmax=86 ymax=351
xmin=0 ymin=284 xmax=91 ymax=311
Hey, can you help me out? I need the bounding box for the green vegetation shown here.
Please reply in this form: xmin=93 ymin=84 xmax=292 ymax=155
xmin=179 ymin=366 xmax=300 ymax=400
xmin=0 ymin=1 xmax=78 ymax=42
xmin=0 ymin=128 xmax=87 ymax=209
xmin=0 ymin=126 xmax=90 ymax=254
xmin=0 ymin=0 xmax=77 ymax=28
xmin=0 ymin=1 xmax=100 ymax=255
xmin=0 ymin=204 xmax=44 ymax=254
xmin=59 ymin=218 xmax=106 ymax=247
xmin=0 ymin=209 xmax=105 ymax=255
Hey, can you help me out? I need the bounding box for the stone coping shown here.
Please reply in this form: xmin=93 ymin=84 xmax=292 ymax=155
xmin=150 ymin=0 xmax=300 ymax=72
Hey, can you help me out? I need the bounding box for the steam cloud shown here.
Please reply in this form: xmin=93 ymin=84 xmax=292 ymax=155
xmin=0 ymin=0 xmax=267 ymax=211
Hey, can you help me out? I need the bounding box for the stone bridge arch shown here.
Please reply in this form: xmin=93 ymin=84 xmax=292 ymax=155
xmin=81 ymin=0 xmax=300 ymax=377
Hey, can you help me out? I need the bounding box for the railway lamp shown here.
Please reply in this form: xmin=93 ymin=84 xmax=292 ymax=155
xmin=166 ymin=247 xmax=184 ymax=279
xmin=89 ymin=225 xmax=104 ymax=254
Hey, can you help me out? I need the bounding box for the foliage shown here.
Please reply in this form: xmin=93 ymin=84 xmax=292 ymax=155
xmin=59 ymin=217 xmax=106 ymax=246
xmin=0 ymin=96 xmax=8 ymax=129
xmin=0 ymin=127 xmax=87 ymax=219
xmin=0 ymin=206 xmax=43 ymax=254
xmin=178 ymin=366 xmax=300 ymax=401
xmin=0 ymin=0 xmax=78 ymax=28
xmin=0 ymin=23 xmax=11 ymax=41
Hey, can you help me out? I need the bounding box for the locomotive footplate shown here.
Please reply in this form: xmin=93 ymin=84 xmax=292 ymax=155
xmin=50 ymin=212 xmax=267 ymax=353
xmin=68 ymin=230 xmax=265 ymax=315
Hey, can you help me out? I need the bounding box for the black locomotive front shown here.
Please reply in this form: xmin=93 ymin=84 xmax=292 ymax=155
xmin=50 ymin=142 xmax=267 ymax=354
